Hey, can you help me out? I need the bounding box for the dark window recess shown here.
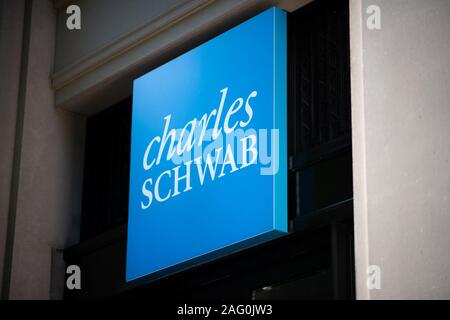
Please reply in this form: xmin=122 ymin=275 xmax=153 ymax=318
xmin=288 ymin=0 xmax=352 ymax=221
xmin=80 ymin=98 xmax=132 ymax=240
xmin=283 ymin=0 xmax=354 ymax=299
xmin=288 ymin=0 xmax=351 ymax=154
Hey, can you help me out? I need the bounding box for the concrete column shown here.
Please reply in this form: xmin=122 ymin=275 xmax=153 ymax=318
xmin=1 ymin=0 xmax=86 ymax=299
xmin=351 ymin=0 xmax=450 ymax=299
xmin=0 ymin=0 xmax=26 ymax=296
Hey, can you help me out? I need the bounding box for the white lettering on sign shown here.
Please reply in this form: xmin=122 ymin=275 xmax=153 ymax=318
xmin=139 ymin=87 xmax=277 ymax=210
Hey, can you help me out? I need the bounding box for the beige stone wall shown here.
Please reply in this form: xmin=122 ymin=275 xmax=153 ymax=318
xmin=0 ymin=0 xmax=86 ymax=299
xmin=351 ymin=0 xmax=450 ymax=299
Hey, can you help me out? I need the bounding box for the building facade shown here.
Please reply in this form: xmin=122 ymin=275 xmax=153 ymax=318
xmin=0 ymin=0 xmax=450 ymax=299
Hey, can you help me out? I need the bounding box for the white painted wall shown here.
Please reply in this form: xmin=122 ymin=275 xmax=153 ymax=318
xmin=351 ymin=0 xmax=450 ymax=299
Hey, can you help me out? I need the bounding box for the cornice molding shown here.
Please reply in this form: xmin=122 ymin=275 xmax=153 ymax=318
xmin=51 ymin=0 xmax=214 ymax=90
xmin=52 ymin=0 xmax=310 ymax=114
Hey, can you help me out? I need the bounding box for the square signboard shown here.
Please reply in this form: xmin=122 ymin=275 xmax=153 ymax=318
xmin=126 ymin=7 xmax=287 ymax=282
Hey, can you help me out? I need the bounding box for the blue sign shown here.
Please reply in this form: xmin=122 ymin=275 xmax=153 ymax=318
xmin=126 ymin=7 xmax=287 ymax=282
